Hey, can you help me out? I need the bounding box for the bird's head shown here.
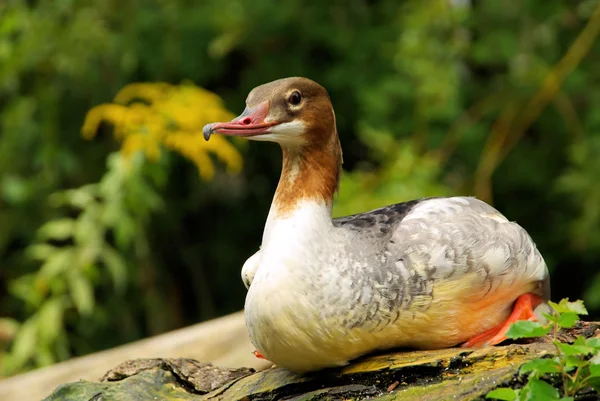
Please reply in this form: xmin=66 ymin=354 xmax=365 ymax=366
xmin=203 ymin=77 xmax=337 ymax=149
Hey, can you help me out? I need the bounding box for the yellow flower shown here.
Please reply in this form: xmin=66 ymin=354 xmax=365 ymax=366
xmin=82 ymin=82 xmax=241 ymax=180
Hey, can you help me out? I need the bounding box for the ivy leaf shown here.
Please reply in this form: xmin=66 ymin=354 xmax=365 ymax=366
xmin=588 ymin=376 xmax=600 ymax=393
xmin=557 ymin=312 xmax=578 ymax=329
xmin=542 ymin=312 xmax=559 ymax=324
xmin=520 ymin=358 xmax=561 ymax=375
xmin=548 ymin=299 xmax=588 ymax=315
xmin=566 ymin=300 xmax=588 ymax=315
xmin=590 ymin=354 xmax=600 ymax=376
xmin=563 ymin=355 xmax=586 ymax=369
xmin=505 ymin=321 xmax=550 ymax=339
xmin=486 ymin=388 xmax=518 ymax=400
xmin=556 ymin=342 xmax=594 ymax=356
xmin=522 ymin=378 xmax=560 ymax=400
xmin=586 ymin=338 xmax=600 ymax=349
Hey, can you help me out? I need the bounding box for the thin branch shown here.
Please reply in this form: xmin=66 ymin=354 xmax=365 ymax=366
xmin=474 ymin=101 xmax=520 ymax=203
xmin=430 ymin=91 xmax=507 ymax=164
xmin=479 ymin=3 xmax=600 ymax=188
xmin=552 ymin=91 xmax=584 ymax=140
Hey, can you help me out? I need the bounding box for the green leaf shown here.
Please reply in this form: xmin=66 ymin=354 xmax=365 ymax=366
xmin=63 ymin=187 xmax=97 ymax=209
xmin=557 ymin=312 xmax=578 ymax=329
xmin=26 ymin=244 xmax=59 ymax=261
xmin=556 ymin=342 xmax=594 ymax=356
xmin=101 ymin=246 xmax=128 ymax=292
xmin=38 ymin=247 xmax=76 ymax=279
xmin=8 ymin=274 xmax=44 ymax=307
xmin=505 ymin=321 xmax=550 ymax=339
xmin=520 ymin=358 xmax=561 ymax=375
xmin=67 ymin=272 xmax=95 ymax=316
xmin=8 ymin=319 xmax=38 ymax=371
xmin=590 ymin=354 xmax=600 ymax=376
xmin=34 ymin=345 xmax=56 ymax=367
xmin=522 ymin=378 xmax=560 ymax=400
xmin=563 ymin=355 xmax=586 ymax=369
xmin=588 ymin=376 xmax=600 ymax=393
xmin=542 ymin=312 xmax=559 ymax=324
xmin=37 ymin=218 xmax=75 ymax=241
xmin=112 ymin=213 xmax=136 ymax=249
xmin=486 ymin=387 xmax=518 ymax=400
xmin=37 ymin=297 xmax=65 ymax=345
xmin=73 ymin=208 xmax=103 ymax=247
xmin=586 ymin=337 xmax=600 ymax=349
xmin=548 ymin=299 xmax=588 ymax=316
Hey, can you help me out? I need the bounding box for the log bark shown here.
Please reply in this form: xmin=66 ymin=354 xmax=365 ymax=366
xmin=0 ymin=312 xmax=270 ymax=401
xmin=41 ymin=321 xmax=600 ymax=401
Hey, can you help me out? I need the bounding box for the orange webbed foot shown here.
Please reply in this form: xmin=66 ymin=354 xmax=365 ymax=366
xmin=461 ymin=292 xmax=544 ymax=348
xmin=253 ymin=350 xmax=266 ymax=359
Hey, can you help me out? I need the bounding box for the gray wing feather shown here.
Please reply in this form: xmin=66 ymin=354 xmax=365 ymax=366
xmin=331 ymin=196 xmax=549 ymax=330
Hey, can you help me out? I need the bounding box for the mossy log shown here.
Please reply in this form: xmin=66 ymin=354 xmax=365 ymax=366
xmin=0 ymin=312 xmax=269 ymax=401
xmin=44 ymin=322 xmax=600 ymax=401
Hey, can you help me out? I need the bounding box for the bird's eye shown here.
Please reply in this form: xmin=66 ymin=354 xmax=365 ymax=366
xmin=288 ymin=91 xmax=302 ymax=106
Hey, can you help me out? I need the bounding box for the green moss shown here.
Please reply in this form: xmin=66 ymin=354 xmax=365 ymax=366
xmin=44 ymin=370 xmax=197 ymax=401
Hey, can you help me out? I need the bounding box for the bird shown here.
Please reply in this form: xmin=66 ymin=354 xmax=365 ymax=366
xmin=202 ymin=77 xmax=550 ymax=373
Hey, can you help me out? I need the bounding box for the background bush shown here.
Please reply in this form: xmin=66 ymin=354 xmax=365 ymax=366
xmin=1 ymin=0 xmax=600 ymax=376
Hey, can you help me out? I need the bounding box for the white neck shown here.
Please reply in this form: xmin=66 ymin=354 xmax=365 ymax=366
xmin=262 ymin=199 xmax=333 ymax=249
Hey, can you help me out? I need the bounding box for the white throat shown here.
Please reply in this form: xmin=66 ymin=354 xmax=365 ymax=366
xmin=250 ymin=198 xmax=334 ymax=290
xmin=262 ymin=199 xmax=333 ymax=249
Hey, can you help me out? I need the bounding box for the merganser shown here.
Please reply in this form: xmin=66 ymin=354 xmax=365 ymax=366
xmin=203 ymin=77 xmax=550 ymax=373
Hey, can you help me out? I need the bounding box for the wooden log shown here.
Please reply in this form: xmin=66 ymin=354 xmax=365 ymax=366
xmin=0 ymin=312 xmax=270 ymax=401
xmin=39 ymin=321 xmax=600 ymax=401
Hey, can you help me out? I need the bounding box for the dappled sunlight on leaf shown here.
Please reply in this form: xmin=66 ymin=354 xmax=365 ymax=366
xmin=82 ymin=82 xmax=241 ymax=180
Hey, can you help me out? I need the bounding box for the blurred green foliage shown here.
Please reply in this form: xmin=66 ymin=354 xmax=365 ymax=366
xmin=1 ymin=0 xmax=600 ymax=377
xmin=3 ymin=154 xmax=162 ymax=373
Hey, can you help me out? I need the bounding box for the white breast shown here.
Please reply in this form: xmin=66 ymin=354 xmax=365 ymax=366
xmin=243 ymin=196 xmax=549 ymax=373
xmin=244 ymin=200 xmax=352 ymax=370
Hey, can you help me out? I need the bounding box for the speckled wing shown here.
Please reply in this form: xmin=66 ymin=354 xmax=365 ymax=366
xmin=333 ymin=196 xmax=550 ymax=332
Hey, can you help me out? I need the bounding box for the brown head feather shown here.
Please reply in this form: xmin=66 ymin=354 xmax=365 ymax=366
xmin=207 ymin=77 xmax=343 ymax=216
xmin=251 ymin=78 xmax=342 ymax=215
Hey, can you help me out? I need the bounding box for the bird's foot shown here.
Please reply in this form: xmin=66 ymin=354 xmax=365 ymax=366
xmin=461 ymin=292 xmax=544 ymax=348
xmin=253 ymin=350 xmax=266 ymax=359
xmin=253 ymin=350 xmax=276 ymax=368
